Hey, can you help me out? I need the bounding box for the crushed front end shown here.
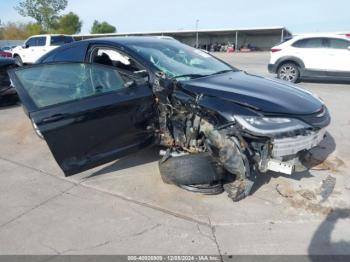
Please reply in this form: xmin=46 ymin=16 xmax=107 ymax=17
xmin=234 ymin=106 xmax=331 ymax=176
xmin=154 ymin=74 xmax=331 ymax=201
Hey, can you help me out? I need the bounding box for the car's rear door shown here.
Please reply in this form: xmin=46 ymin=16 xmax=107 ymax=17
xmin=292 ymin=37 xmax=329 ymax=71
xmin=9 ymin=62 xmax=157 ymax=176
xmin=324 ymin=38 xmax=350 ymax=74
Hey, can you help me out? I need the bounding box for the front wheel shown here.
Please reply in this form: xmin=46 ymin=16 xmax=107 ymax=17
xmin=14 ymin=55 xmax=23 ymax=67
xmin=278 ymin=63 xmax=300 ymax=83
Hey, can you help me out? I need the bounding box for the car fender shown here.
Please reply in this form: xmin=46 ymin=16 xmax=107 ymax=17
xmin=275 ymin=56 xmax=305 ymax=70
xmin=197 ymin=95 xmax=261 ymax=124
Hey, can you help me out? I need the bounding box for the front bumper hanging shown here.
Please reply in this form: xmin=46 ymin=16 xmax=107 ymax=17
xmin=260 ymin=128 xmax=327 ymax=175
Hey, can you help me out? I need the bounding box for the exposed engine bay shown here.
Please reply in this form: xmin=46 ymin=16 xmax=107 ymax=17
xmin=153 ymin=75 xmax=329 ymax=201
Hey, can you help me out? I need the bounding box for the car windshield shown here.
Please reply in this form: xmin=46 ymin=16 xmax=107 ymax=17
xmin=129 ymin=40 xmax=236 ymax=78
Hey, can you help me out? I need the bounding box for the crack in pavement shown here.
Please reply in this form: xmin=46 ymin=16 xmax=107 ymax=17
xmin=0 ymin=156 xmax=225 ymax=254
xmin=0 ymin=156 xmax=76 ymax=185
xmin=208 ymin=217 xmax=223 ymax=262
xmin=61 ymin=240 xmax=113 ymax=254
xmin=0 ymin=156 xmax=211 ymax=227
xmin=130 ymin=223 xmax=162 ymax=237
xmin=0 ymin=184 xmax=77 ymax=231
xmin=37 ymin=223 xmax=163 ymax=255
xmin=196 ymin=224 xmax=214 ymax=241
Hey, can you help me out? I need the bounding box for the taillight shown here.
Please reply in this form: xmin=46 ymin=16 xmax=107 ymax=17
xmin=271 ymin=48 xmax=282 ymax=53
xmin=345 ymin=33 xmax=350 ymax=37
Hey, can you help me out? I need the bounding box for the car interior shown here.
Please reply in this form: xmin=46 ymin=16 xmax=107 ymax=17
xmin=91 ymin=48 xmax=148 ymax=82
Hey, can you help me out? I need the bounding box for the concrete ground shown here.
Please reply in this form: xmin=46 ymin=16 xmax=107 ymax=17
xmin=0 ymin=52 xmax=349 ymax=255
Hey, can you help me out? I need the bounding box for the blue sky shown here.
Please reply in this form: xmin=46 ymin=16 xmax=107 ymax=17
xmin=0 ymin=0 xmax=349 ymax=34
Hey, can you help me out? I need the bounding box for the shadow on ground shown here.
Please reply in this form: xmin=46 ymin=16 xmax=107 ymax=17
xmin=308 ymin=208 xmax=350 ymax=260
xmin=85 ymin=146 xmax=161 ymax=179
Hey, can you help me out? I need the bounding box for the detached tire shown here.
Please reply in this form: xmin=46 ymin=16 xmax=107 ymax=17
xmin=277 ymin=62 xmax=300 ymax=83
xmin=159 ymin=153 xmax=225 ymax=186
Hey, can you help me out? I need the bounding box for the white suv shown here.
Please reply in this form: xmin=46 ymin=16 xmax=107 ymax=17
xmin=12 ymin=34 xmax=74 ymax=65
xmin=268 ymin=34 xmax=350 ymax=82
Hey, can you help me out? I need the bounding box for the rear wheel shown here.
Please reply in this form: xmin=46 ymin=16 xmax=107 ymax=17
xmin=278 ymin=63 xmax=300 ymax=83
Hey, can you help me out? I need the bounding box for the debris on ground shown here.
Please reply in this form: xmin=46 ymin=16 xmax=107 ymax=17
xmin=319 ymin=175 xmax=337 ymax=203
xmin=276 ymin=175 xmax=337 ymax=215
xmin=311 ymin=155 xmax=345 ymax=172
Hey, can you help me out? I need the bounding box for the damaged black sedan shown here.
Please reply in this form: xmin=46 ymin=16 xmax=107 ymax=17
xmin=0 ymin=58 xmax=19 ymax=106
xmin=9 ymin=37 xmax=330 ymax=201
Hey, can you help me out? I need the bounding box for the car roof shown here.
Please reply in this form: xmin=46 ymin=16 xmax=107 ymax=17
xmin=36 ymin=36 xmax=180 ymax=64
xmin=79 ymin=36 xmax=178 ymax=47
xmin=292 ymin=33 xmax=349 ymax=40
xmin=29 ymin=34 xmax=73 ymax=38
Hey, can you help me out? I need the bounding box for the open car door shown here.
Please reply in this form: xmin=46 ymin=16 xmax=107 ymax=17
xmin=9 ymin=63 xmax=157 ymax=176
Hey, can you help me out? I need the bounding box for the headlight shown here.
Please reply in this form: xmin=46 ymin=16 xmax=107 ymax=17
xmin=235 ymin=116 xmax=310 ymax=135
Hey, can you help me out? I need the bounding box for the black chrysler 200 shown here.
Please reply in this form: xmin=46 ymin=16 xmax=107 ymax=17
xmin=9 ymin=37 xmax=331 ymax=201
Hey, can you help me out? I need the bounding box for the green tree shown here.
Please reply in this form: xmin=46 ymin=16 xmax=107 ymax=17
xmin=15 ymin=0 xmax=68 ymax=30
xmin=25 ymin=22 xmax=44 ymax=35
xmin=53 ymin=12 xmax=82 ymax=34
xmin=90 ymin=20 xmax=116 ymax=34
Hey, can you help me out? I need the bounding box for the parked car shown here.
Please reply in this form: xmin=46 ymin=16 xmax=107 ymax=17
xmin=268 ymin=34 xmax=350 ymax=83
xmin=1 ymin=46 xmax=14 ymax=52
xmin=9 ymin=37 xmax=330 ymax=201
xmin=0 ymin=58 xmax=19 ymax=106
xmin=11 ymin=34 xmax=74 ymax=65
xmin=0 ymin=48 xmax=12 ymax=58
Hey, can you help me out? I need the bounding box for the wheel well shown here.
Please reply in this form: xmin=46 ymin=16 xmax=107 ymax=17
xmin=13 ymin=54 xmax=20 ymax=58
xmin=277 ymin=60 xmax=300 ymax=71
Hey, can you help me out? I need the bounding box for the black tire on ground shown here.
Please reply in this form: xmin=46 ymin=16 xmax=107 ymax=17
xmin=14 ymin=55 xmax=23 ymax=67
xmin=277 ymin=62 xmax=300 ymax=83
xmin=158 ymin=153 xmax=226 ymax=186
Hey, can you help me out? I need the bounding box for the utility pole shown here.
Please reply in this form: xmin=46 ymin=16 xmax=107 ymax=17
xmin=195 ymin=19 xmax=199 ymax=48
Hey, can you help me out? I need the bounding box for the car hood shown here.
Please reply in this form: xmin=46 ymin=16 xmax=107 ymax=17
xmin=181 ymin=71 xmax=323 ymax=115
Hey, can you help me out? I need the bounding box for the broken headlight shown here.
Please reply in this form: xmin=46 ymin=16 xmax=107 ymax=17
xmin=235 ymin=116 xmax=310 ymax=135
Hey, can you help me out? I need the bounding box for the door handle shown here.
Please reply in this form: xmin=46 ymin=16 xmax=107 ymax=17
xmin=42 ymin=114 xmax=65 ymax=123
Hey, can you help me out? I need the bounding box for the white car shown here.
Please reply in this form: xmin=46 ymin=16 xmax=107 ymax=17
xmin=268 ymin=34 xmax=350 ymax=83
xmin=12 ymin=34 xmax=74 ymax=65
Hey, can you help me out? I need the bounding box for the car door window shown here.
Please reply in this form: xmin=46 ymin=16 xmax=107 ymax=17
xmin=51 ymin=36 xmax=74 ymax=46
xmin=26 ymin=38 xmax=37 ymax=47
xmin=293 ymin=38 xmax=326 ymax=48
xmin=14 ymin=63 xmax=126 ymax=108
xmin=327 ymin=38 xmax=350 ymax=49
xmin=91 ymin=47 xmax=146 ymax=77
xmin=36 ymin=37 xmax=46 ymax=46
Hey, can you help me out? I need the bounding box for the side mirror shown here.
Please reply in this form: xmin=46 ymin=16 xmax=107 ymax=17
xmin=22 ymin=44 xmax=29 ymax=49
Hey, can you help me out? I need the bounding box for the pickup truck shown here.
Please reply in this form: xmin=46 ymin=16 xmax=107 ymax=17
xmin=12 ymin=34 xmax=74 ymax=65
